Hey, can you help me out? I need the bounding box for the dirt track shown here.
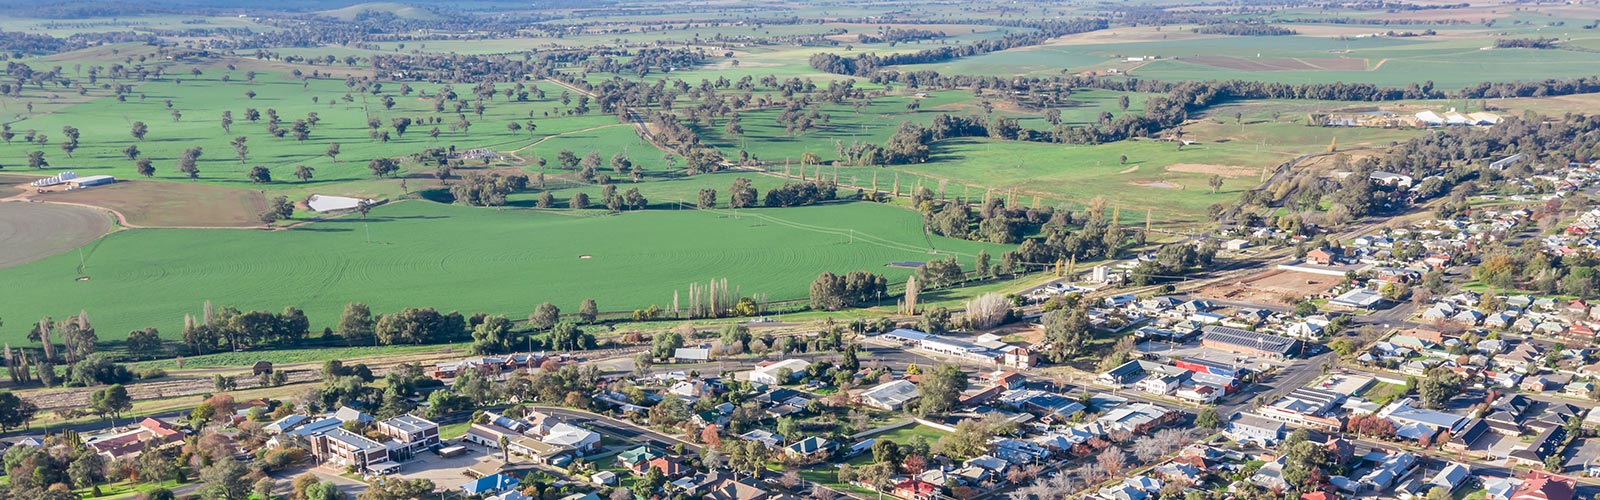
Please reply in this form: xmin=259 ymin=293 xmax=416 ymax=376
xmin=0 ymin=200 xmax=113 ymax=268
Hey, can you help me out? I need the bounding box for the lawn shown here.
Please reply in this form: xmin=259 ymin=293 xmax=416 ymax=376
xmin=1358 ymin=381 xmax=1410 ymax=405
xmin=0 ymin=199 xmax=1009 ymax=343
xmin=861 ymin=423 xmax=946 ymax=444
xmin=128 ymin=342 xmax=469 ymax=370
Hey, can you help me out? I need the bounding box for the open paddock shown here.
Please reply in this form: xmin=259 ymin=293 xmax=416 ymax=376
xmin=0 ymin=200 xmax=113 ymax=269
xmin=1195 ymin=269 xmax=1341 ymax=305
xmin=31 ymin=179 xmax=269 ymax=228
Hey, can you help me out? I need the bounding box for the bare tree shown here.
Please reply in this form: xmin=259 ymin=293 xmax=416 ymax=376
xmin=964 ymin=292 xmax=1011 ymax=329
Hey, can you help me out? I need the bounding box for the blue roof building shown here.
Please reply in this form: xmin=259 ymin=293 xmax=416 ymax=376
xmin=461 ymin=473 xmax=520 ymax=496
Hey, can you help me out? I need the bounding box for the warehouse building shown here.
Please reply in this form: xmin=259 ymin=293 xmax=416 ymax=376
xmin=1201 ymin=325 xmax=1303 ymax=358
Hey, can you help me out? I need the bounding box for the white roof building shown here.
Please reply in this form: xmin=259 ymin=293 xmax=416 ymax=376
xmin=860 ymin=379 xmax=920 ymax=411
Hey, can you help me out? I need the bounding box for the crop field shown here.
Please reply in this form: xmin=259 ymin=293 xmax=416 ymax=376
xmin=895 ymin=28 xmax=1600 ymax=89
xmin=0 ymin=200 xmax=1008 ymax=343
xmin=0 ymin=71 xmax=620 ymax=188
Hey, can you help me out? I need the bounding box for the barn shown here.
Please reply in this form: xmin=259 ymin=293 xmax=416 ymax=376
xmin=70 ymin=175 xmax=115 ymax=188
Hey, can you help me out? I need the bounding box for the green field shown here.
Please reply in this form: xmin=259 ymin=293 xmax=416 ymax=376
xmin=0 ymin=200 xmax=1008 ymax=343
xmin=0 ymin=71 xmax=617 ymax=187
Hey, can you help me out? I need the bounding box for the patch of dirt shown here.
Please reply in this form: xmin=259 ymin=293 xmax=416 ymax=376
xmin=1132 ymin=180 xmax=1182 ymax=189
xmin=1119 ymin=165 xmax=1140 ymax=174
xmin=30 ymin=179 xmax=269 ymax=228
xmin=1196 ymin=269 xmax=1341 ymax=305
xmin=1166 ymin=163 xmax=1257 ymax=178
xmin=0 ymin=201 xmax=113 ymax=269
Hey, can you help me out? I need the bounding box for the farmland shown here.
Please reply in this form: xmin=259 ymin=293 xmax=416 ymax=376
xmin=0 ymin=199 xmax=1008 ymax=343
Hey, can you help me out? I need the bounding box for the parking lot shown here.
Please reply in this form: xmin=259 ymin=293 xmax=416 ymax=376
xmin=392 ymin=442 xmax=503 ymax=489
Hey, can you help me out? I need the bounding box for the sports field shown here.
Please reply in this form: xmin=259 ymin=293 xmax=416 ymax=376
xmin=0 ymin=200 xmax=1008 ymax=342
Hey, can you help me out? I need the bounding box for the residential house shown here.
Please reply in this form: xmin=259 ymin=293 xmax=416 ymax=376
xmin=860 ymin=379 xmax=920 ymax=411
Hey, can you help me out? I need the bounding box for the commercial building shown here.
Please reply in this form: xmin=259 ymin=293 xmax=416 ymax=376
xmin=313 ymin=428 xmax=390 ymax=470
xmin=749 ymin=359 xmax=810 ymax=385
xmin=1201 ymin=325 xmax=1302 ymax=358
xmin=860 ymin=379 xmax=920 ymax=411
xmin=375 ymin=415 xmax=440 ymax=457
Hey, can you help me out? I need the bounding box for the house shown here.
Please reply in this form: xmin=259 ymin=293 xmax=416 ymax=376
xmin=674 ymin=348 xmax=711 ymax=363
xmin=251 ymin=361 xmax=274 ymax=375
xmin=542 ymin=423 xmax=601 ymax=454
xmin=1511 ymin=426 xmax=1568 ymax=469
xmin=87 ymin=418 xmax=185 ymax=461
xmin=1430 ymin=463 xmax=1472 ymax=493
xmin=312 ymin=428 xmax=390 ymax=471
xmin=1227 ymin=414 xmax=1286 ymax=445
xmin=990 ymin=371 xmax=1028 ymax=390
xmin=632 ymin=456 xmax=689 ymax=478
xmin=893 ymin=478 xmax=940 ymax=500
xmin=860 ymin=379 xmax=920 ymax=411
xmin=739 ymin=429 xmax=783 ymax=449
xmin=616 ymin=446 xmax=665 ymax=469
xmin=1510 ymin=472 xmax=1575 ymax=500
xmin=509 ymin=437 xmax=572 ymax=465
xmin=591 ymin=471 xmax=617 ymax=486
xmin=784 ymin=436 xmax=835 ymax=461
xmin=749 ymin=359 xmax=810 ymax=385
xmin=1307 ymin=248 xmax=1338 ymax=265
xmin=1328 ymin=288 xmax=1384 ymax=311
xmin=704 ymin=477 xmax=770 ymax=500
xmin=460 ymin=473 xmax=520 ymax=497
xmin=375 ymin=415 xmax=440 ymax=458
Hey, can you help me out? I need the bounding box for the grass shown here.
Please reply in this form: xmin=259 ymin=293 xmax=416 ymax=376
xmin=860 ymin=423 xmax=945 ymax=444
xmin=0 ymin=70 xmax=617 ymax=187
xmin=128 ymin=342 xmax=469 ymax=370
xmin=73 ymin=479 xmax=187 ymax=500
xmin=0 ymin=199 xmax=1009 ymax=343
xmin=439 ymin=421 xmax=471 ymax=440
xmin=1358 ymin=381 xmax=1410 ymax=404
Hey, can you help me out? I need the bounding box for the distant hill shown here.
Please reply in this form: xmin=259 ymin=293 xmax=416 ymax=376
xmin=316 ymin=2 xmax=437 ymax=21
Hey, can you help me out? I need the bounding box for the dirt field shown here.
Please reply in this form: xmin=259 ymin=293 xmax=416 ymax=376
xmin=1166 ymin=163 xmax=1258 ymax=177
xmin=31 ymin=179 xmax=269 ymax=228
xmin=0 ymin=200 xmax=114 ymax=269
xmin=1178 ymin=56 xmax=1368 ymax=72
xmin=1196 ymin=269 xmax=1340 ymax=305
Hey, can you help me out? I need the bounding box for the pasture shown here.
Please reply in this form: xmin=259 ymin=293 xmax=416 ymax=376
xmin=0 ymin=70 xmax=619 ymax=188
xmin=22 ymin=178 xmax=271 ymax=228
xmin=0 ymin=200 xmax=1008 ymax=343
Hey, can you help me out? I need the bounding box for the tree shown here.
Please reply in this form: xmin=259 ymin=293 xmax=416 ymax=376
xmin=337 ymin=303 xmax=376 ymax=346
xmin=1208 ymin=174 xmax=1224 ymax=194
xmin=963 ymin=292 xmax=1010 ymax=329
xmin=90 ymin=384 xmax=132 ymax=422
xmin=579 ymin=299 xmax=599 ymax=323
xmin=294 ymin=165 xmax=315 ymax=182
xmin=325 ymin=143 xmax=341 ymax=162
xmin=27 ymin=150 xmax=46 ymax=169
xmin=125 ymin=328 xmax=163 ymax=360
xmin=247 ymin=166 xmax=272 ymax=184
xmin=530 ymin=302 xmax=560 ymax=330
xmin=130 ymin=121 xmax=148 ymax=142
xmin=1195 ymin=407 xmax=1222 ymax=429
xmin=917 ymin=364 xmax=968 ymax=415
xmin=697 ymin=188 xmax=716 ymax=209
xmin=569 ymin=192 xmax=590 ymax=209
xmin=0 ymin=391 xmax=38 ymax=432
xmin=1417 ymin=369 xmax=1463 ymax=409
xmin=1042 ymin=306 xmax=1089 ymax=362
xmin=123 ymin=144 xmax=140 ymax=160
xmin=199 ymin=458 xmax=252 ymax=500
xmin=136 ymin=157 xmax=155 ymax=177
xmin=729 ymin=178 xmax=758 ymax=208
xmin=367 ymin=158 xmax=399 ymax=177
